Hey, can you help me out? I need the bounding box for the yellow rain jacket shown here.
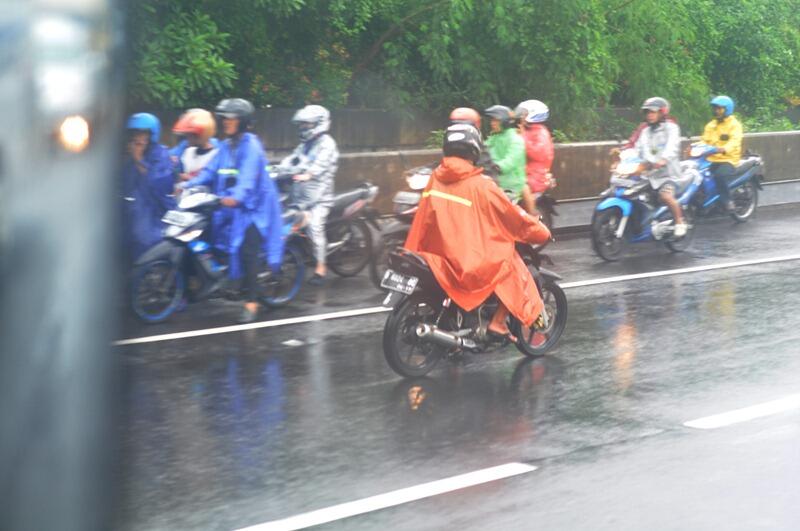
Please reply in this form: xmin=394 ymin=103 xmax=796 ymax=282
xmin=702 ymin=115 xmax=743 ymax=165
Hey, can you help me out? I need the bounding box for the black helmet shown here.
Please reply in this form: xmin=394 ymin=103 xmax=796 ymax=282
xmin=442 ymin=123 xmax=482 ymax=163
xmin=484 ymin=105 xmax=516 ymax=127
xmin=215 ymin=98 xmax=255 ymax=133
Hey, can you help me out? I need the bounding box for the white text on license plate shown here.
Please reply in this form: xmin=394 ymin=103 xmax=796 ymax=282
xmin=380 ymin=269 xmax=418 ymax=295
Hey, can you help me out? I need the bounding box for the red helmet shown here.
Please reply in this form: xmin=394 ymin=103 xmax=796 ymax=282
xmin=449 ymin=107 xmax=481 ymax=129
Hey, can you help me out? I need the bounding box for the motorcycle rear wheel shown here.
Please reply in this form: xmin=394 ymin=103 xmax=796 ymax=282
xmin=510 ymin=280 xmax=567 ymax=357
xmin=730 ymin=180 xmax=758 ymax=222
xmin=328 ymin=218 xmax=373 ymax=277
xmin=383 ymin=296 xmax=446 ymax=378
xmin=261 ymin=243 xmax=305 ymax=308
xmin=131 ymin=260 xmax=185 ymax=323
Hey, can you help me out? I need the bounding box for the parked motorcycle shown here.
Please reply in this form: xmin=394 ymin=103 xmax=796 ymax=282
xmin=590 ymin=149 xmax=700 ymax=261
xmin=130 ymin=187 xmax=304 ymax=323
xmin=271 ymin=169 xmax=380 ymax=278
xmin=370 ymin=163 xmax=557 ymax=289
xmin=380 ymin=241 xmax=567 ymax=378
xmin=685 ymin=143 xmax=764 ymax=222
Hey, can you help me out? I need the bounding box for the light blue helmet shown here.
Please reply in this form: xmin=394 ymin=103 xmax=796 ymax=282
xmin=710 ymin=95 xmax=734 ymax=117
xmin=126 ymin=113 xmax=161 ymax=143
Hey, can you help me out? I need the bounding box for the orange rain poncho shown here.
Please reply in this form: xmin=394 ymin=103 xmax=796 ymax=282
xmin=404 ymin=156 xmax=552 ymax=326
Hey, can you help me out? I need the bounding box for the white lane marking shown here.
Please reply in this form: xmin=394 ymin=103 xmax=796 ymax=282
xmin=117 ymin=253 xmax=800 ymax=346
xmin=559 ymin=253 xmax=800 ymax=289
xmin=683 ymin=394 xmax=800 ymax=430
xmin=113 ymin=307 xmax=391 ymax=346
xmin=233 ymin=462 xmax=536 ymax=531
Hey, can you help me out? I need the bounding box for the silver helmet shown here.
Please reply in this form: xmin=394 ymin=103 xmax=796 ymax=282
xmin=292 ymin=104 xmax=331 ymax=141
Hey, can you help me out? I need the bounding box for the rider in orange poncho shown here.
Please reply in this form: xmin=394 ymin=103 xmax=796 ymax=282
xmin=404 ymin=123 xmax=552 ymax=340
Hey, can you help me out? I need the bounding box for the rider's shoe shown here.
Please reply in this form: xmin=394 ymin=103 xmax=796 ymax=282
xmin=673 ymin=222 xmax=688 ymax=238
xmin=308 ymin=273 xmax=327 ymax=287
xmin=237 ymin=305 xmax=260 ymax=324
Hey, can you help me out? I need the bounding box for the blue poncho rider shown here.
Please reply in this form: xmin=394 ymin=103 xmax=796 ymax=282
xmin=181 ymin=98 xmax=284 ymax=323
xmin=278 ymin=105 xmax=339 ymax=286
xmin=122 ymin=112 xmax=176 ymax=262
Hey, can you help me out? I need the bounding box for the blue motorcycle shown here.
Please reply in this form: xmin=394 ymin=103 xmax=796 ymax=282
xmin=684 ymin=143 xmax=763 ymax=223
xmin=131 ymin=187 xmax=304 ymax=323
xmin=591 ymin=149 xmax=701 ymax=261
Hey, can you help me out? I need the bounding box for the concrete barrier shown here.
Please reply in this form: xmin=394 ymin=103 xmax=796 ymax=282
xmin=333 ymin=131 xmax=800 ymax=215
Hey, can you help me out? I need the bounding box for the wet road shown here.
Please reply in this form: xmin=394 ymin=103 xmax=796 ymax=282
xmin=117 ymin=205 xmax=800 ymax=530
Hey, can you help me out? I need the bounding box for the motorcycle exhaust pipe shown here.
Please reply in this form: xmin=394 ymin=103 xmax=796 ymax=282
xmin=415 ymin=324 xmax=477 ymax=350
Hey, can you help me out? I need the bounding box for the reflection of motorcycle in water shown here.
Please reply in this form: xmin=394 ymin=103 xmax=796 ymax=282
xmin=381 ymin=242 xmax=567 ymax=378
xmin=387 ymin=357 xmax=564 ymax=446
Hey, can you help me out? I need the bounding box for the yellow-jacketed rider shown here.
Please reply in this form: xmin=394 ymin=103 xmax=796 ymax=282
xmin=701 ymin=95 xmax=743 ymax=211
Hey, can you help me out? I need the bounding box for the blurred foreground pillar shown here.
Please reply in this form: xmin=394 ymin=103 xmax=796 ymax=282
xmin=0 ymin=1 xmax=122 ymax=529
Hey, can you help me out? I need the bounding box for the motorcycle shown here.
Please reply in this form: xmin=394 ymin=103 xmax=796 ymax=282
xmin=369 ymin=163 xmax=558 ymax=289
xmin=590 ymin=149 xmax=701 ymax=261
xmin=380 ymin=241 xmax=567 ymax=378
xmin=685 ymin=143 xmax=764 ymax=222
xmin=271 ymin=168 xmax=380 ymax=278
xmin=368 ymin=164 xmax=432 ymax=288
xmin=130 ymin=187 xmax=304 ymax=323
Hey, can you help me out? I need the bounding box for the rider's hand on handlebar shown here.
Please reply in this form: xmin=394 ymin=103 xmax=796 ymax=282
xmin=293 ymin=173 xmax=311 ymax=182
xmin=220 ymin=197 xmax=238 ymax=207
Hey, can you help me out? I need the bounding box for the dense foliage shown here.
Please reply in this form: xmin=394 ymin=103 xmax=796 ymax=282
xmin=128 ymin=0 xmax=800 ymax=140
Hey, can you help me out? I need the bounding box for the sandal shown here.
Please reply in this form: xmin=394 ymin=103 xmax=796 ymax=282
xmin=487 ymin=328 xmax=518 ymax=344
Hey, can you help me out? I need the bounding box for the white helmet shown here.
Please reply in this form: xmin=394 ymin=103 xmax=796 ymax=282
xmin=516 ymin=99 xmax=550 ymax=124
xmin=292 ymin=104 xmax=331 ymax=141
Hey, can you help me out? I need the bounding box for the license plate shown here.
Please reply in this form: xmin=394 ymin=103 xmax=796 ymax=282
xmin=380 ymin=269 xmax=418 ymax=295
xmin=162 ymin=211 xmax=195 ymax=227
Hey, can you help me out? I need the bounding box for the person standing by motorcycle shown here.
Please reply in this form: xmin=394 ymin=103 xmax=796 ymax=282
xmin=515 ymin=99 xmax=555 ymax=211
xmin=702 ymin=95 xmax=743 ymax=212
xmin=122 ymin=112 xmax=176 ymax=262
xmin=172 ymin=109 xmax=219 ymax=181
xmin=404 ymin=123 xmax=551 ymax=341
xmin=279 ymin=105 xmax=339 ymax=286
xmin=484 ymin=105 xmax=535 ymax=213
xmin=634 ymin=97 xmax=687 ymax=237
xmin=181 ymin=98 xmax=284 ymax=323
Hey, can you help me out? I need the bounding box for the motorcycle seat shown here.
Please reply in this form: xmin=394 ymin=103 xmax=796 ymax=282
xmin=733 ymin=158 xmax=758 ymax=176
xmin=329 ymin=186 xmax=370 ymax=217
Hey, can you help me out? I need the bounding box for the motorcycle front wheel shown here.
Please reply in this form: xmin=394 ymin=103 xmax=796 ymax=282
xmin=328 ymin=218 xmax=373 ymax=277
xmin=665 ymin=206 xmax=696 ymax=253
xmin=383 ymin=296 xmax=446 ymax=378
xmin=510 ymin=280 xmax=567 ymax=357
xmin=591 ymin=208 xmax=625 ymax=261
xmin=131 ymin=260 xmax=185 ymax=323
xmin=369 ymin=233 xmax=405 ymax=289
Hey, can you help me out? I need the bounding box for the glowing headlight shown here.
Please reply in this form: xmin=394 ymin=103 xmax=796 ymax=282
xmin=58 ymin=115 xmax=90 ymax=152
